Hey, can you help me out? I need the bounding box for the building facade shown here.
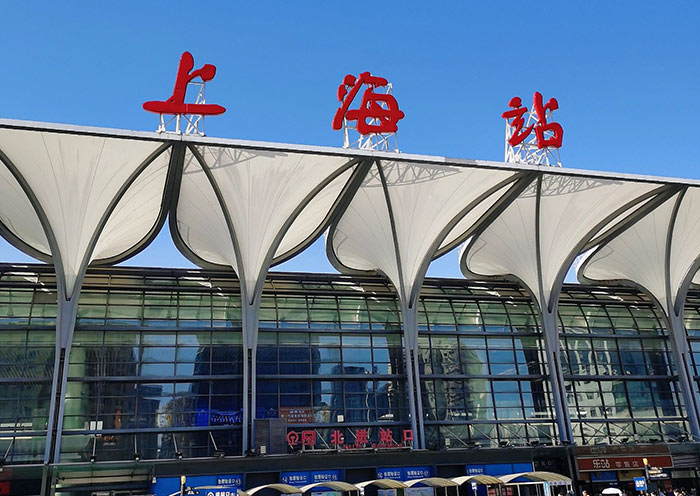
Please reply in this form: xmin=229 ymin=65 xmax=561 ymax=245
xmin=0 ymin=264 xmax=698 ymax=495
xmin=1 ymin=120 xmax=700 ymax=495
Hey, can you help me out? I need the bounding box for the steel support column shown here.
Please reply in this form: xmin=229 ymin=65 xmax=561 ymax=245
xmin=400 ymin=302 xmax=423 ymax=449
xmin=241 ymin=298 xmax=261 ymax=454
xmin=667 ymin=312 xmax=700 ymax=439
xmin=540 ymin=307 xmax=574 ymax=444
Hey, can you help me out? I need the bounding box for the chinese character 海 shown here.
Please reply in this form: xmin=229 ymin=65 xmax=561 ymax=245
xmin=332 ymin=72 xmax=405 ymax=135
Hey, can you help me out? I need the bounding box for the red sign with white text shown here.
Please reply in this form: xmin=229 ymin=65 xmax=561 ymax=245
xmin=279 ymin=407 xmax=313 ymax=423
xmin=576 ymin=455 xmax=672 ymax=472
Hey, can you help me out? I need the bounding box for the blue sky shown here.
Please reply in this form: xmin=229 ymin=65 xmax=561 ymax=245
xmin=0 ymin=1 xmax=699 ymax=279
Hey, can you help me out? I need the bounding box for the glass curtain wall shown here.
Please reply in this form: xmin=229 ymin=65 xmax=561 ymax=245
xmin=0 ymin=269 xmax=56 ymax=464
xmin=255 ymin=282 xmax=410 ymax=452
xmin=418 ymin=283 xmax=557 ymax=449
xmin=1 ymin=264 xmax=698 ymax=464
xmin=683 ymin=292 xmax=700 ymax=417
xmin=559 ymin=288 xmax=689 ymax=445
xmin=60 ymin=272 xmax=244 ymax=462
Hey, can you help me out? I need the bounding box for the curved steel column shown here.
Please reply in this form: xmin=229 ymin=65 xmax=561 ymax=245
xmin=48 ymin=291 xmax=81 ymax=463
xmin=667 ymin=312 xmax=700 ymax=439
xmin=400 ymin=302 xmax=421 ymax=449
xmin=241 ymin=298 xmax=260 ymax=454
xmin=540 ymin=307 xmax=573 ymax=444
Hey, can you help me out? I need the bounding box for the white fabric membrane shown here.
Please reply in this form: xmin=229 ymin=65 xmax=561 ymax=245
xmin=175 ymin=145 xmax=354 ymax=299
xmin=176 ymin=151 xmax=238 ymax=269
xmin=0 ymin=128 xmax=166 ymax=296
xmin=93 ymin=148 xmax=172 ymax=261
xmin=582 ymin=188 xmax=700 ymax=308
xmin=274 ymin=168 xmax=353 ymax=260
xmin=0 ymin=157 xmax=49 ymax=254
xmin=464 ymin=174 xmax=658 ymax=307
xmin=330 ymin=160 xmax=516 ymax=303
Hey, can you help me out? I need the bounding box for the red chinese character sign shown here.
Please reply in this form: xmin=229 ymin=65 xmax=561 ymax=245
xmin=286 ymin=427 xmax=410 ymax=452
xmin=143 ymin=51 xmax=226 ymax=135
xmin=502 ymin=91 xmax=563 ymax=166
xmin=332 ymin=72 xmax=405 ymax=152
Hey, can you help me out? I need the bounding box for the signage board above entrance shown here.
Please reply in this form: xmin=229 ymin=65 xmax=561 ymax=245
xmin=576 ymin=455 xmax=672 ymax=472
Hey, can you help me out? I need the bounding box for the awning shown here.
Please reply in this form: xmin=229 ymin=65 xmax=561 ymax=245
xmin=300 ymin=481 xmax=360 ymax=493
xmin=355 ymin=479 xmax=408 ymax=490
xmin=247 ymin=483 xmax=303 ymax=495
xmin=404 ymin=478 xmax=459 ymax=488
xmin=451 ymin=475 xmax=503 ymax=486
xmin=498 ymin=472 xmax=572 ymax=484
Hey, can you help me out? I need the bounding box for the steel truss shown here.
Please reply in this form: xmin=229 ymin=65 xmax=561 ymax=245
xmin=504 ymin=106 xmax=561 ymax=167
xmin=340 ymin=83 xmax=400 ymax=152
xmin=155 ymin=80 xmax=210 ymax=136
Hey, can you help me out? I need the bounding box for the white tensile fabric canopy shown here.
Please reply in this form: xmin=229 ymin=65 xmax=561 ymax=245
xmin=326 ymin=158 xmax=525 ymax=447
xmin=0 ymin=124 xmax=172 ymax=464
xmin=458 ymin=173 xmax=669 ymax=442
xmin=578 ymin=187 xmax=700 ymax=436
xmin=0 ymin=127 xmax=170 ymax=298
xmin=170 ymin=143 xmax=365 ymax=453
xmin=461 ymin=174 xmax=663 ymax=310
xmin=3 ymin=118 xmax=700 ymax=455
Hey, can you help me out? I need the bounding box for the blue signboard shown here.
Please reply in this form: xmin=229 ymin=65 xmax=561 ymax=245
xmin=377 ymin=467 xmax=434 ymax=481
xmin=217 ymin=475 xmax=244 ymax=487
xmin=280 ymin=470 xmax=342 ymax=485
xmin=467 ymin=463 xmax=533 ymax=478
xmin=281 ymin=471 xmax=311 ymax=485
xmin=152 ymin=474 xmax=243 ymax=496
xmin=590 ymin=471 xmax=617 ymax=482
xmin=404 ymin=467 xmax=433 ymax=480
xmin=311 ymin=470 xmax=343 ymax=483
xmin=377 ymin=467 xmax=404 ymax=481
xmin=466 ymin=465 xmax=485 ymax=476
xmin=634 ymin=477 xmax=647 ymax=491
xmin=196 ymin=409 xmax=242 ymax=426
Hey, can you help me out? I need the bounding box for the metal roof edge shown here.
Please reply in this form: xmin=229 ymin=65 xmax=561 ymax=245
xmin=2 ymin=117 xmax=700 ymax=186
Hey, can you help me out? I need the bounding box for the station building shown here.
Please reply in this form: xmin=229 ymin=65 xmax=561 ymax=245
xmin=0 ymin=120 xmax=699 ymax=495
